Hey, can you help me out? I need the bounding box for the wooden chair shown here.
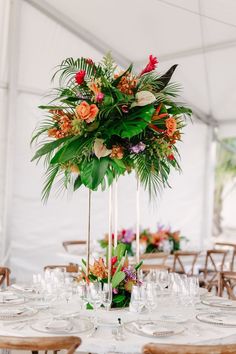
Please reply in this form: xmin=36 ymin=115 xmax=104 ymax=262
xmin=0 ymin=335 xmax=81 ymax=354
xmin=44 ymin=263 xmax=79 ymax=273
xmin=143 ymin=343 xmax=236 ymax=354
xmin=0 ymin=267 xmax=10 ymax=287
xmin=62 ymin=240 xmax=86 ymax=253
xmin=141 ymin=252 xmax=169 ymax=265
xmin=141 ymin=264 xmax=171 ymax=273
xmin=214 ymin=242 xmax=236 ymax=271
xmin=172 ymin=251 xmax=199 ymax=276
xmin=199 ymin=249 xmax=228 ymax=291
xmin=218 ymin=271 xmax=236 ymax=299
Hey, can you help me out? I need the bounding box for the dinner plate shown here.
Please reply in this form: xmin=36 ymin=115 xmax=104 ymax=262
xmin=31 ymin=317 xmax=94 ymax=334
xmin=196 ymin=312 xmax=236 ymax=327
xmin=0 ymin=292 xmax=25 ymax=305
xmin=124 ymin=320 xmax=184 ymax=338
xmin=159 ymin=314 xmax=189 ymax=323
xmin=201 ymin=297 xmax=236 ymax=309
xmin=0 ymin=306 xmax=38 ymax=320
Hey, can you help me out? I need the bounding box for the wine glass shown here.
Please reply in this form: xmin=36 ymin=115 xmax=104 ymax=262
xmin=157 ymin=270 xmax=169 ymax=291
xmin=102 ymin=283 xmax=112 ymax=311
xmin=130 ymin=285 xmax=145 ymax=313
xmin=87 ymin=282 xmax=102 ymax=324
xmin=145 ymin=283 xmax=156 ymax=315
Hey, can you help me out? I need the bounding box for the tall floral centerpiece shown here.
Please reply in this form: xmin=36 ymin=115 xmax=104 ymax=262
xmin=32 ymin=53 xmax=191 ymax=300
xmin=32 ymin=53 xmax=191 ymax=199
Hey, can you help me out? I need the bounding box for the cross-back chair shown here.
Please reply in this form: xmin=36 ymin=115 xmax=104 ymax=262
xmin=218 ymin=271 xmax=236 ymax=299
xmin=199 ymin=249 xmax=228 ymax=291
xmin=141 ymin=252 xmax=169 ymax=264
xmin=172 ymin=251 xmax=199 ymax=276
xmin=143 ymin=343 xmax=236 ymax=354
xmin=141 ymin=264 xmax=171 ymax=273
xmin=62 ymin=240 xmax=86 ymax=253
xmin=0 ymin=267 xmax=11 ymax=287
xmin=214 ymin=242 xmax=236 ymax=271
xmin=44 ymin=263 xmax=79 ymax=273
xmin=0 ymin=335 xmax=81 ymax=354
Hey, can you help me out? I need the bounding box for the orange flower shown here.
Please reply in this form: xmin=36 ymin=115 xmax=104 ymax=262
xmin=172 ymin=231 xmax=180 ymax=241
xmin=60 ymin=115 xmax=72 ymax=134
xmin=89 ymin=80 xmax=101 ymax=96
xmin=110 ymin=145 xmax=124 ymax=159
xmin=75 ymin=101 xmax=99 ymax=123
xmin=90 ymin=258 xmax=107 ymax=279
xmin=166 ymin=117 xmax=177 ymax=137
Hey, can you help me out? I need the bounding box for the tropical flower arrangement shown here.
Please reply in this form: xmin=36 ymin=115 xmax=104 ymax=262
xmin=99 ymin=225 xmax=186 ymax=255
xmin=100 ymin=228 xmax=135 ymax=256
xmin=78 ymin=243 xmax=142 ymax=308
xmin=143 ymin=225 xmax=185 ymax=253
xmin=31 ymin=53 xmax=191 ymax=200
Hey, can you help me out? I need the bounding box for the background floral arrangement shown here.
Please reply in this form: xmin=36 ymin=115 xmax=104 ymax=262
xmin=99 ymin=225 xmax=186 ymax=255
xmin=78 ymin=244 xmax=142 ymax=308
xmin=32 ymin=53 xmax=191 ymax=200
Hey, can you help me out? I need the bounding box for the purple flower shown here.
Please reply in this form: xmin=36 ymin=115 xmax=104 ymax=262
xmin=122 ymin=229 xmax=135 ymax=243
xmin=123 ymin=266 xmax=137 ymax=281
xmin=130 ymin=142 xmax=146 ymax=154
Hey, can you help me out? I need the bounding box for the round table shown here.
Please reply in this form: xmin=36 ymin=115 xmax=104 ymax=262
xmin=0 ymin=292 xmax=236 ymax=354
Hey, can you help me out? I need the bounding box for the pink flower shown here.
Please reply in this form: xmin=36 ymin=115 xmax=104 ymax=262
xmin=96 ymin=92 xmax=104 ymax=103
xmin=140 ymin=55 xmax=158 ymax=76
xmin=75 ymin=70 xmax=86 ymax=85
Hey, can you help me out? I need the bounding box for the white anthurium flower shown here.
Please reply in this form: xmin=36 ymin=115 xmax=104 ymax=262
xmin=94 ymin=138 xmax=112 ymax=159
xmin=132 ymin=91 xmax=156 ymax=107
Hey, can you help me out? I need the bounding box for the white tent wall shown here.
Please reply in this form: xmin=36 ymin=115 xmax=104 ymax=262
xmin=0 ymin=0 xmax=236 ymax=280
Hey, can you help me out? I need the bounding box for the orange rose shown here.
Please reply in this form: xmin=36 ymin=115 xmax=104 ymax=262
xmin=75 ymin=101 xmax=98 ymax=123
xmin=165 ymin=117 xmax=177 ymax=137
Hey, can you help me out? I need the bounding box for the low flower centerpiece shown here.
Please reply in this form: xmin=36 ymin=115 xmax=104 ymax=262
xmin=78 ymin=244 xmax=142 ymax=308
xmin=100 ymin=228 xmax=135 ymax=256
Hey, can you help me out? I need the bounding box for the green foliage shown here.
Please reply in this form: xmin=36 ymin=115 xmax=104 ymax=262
xmin=111 ymin=271 xmax=126 ymax=288
xmin=32 ymin=53 xmax=191 ymax=201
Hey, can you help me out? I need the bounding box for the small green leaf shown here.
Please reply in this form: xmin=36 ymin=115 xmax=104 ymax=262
xmin=112 ymin=294 xmax=126 ymax=303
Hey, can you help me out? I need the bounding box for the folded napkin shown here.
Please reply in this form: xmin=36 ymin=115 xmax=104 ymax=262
xmin=46 ymin=319 xmax=72 ymax=332
xmin=11 ymin=284 xmax=34 ymax=292
xmin=134 ymin=322 xmax=174 ymax=337
xmin=0 ymin=307 xmax=27 ymax=317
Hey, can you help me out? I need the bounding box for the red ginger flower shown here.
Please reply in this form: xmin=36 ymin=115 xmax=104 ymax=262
xmin=75 ymin=70 xmax=86 ymax=85
xmin=140 ymin=55 xmax=158 ymax=76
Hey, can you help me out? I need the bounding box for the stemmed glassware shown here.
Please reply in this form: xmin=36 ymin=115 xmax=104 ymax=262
xmin=130 ymin=285 xmax=145 ymax=313
xmin=157 ymin=270 xmax=169 ymax=291
xmin=101 ymin=283 xmax=112 ymax=311
xmin=87 ymin=282 xmax=102 ymax=324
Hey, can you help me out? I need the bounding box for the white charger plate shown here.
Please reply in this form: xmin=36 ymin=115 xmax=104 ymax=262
xmin=31 ymin=317 xmax=93 ymax=334
xmin=0 ymin=306 xmax=38 ymax=320
xmin=202 ymin=297 xmax=236 ymax=309
xmin=196 ymin=312 xmax=236 ymax=327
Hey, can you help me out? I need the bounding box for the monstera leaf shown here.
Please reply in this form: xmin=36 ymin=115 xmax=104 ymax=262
xmin=80 ymin=157 xmax=109 ymax=190
xmin=107 ymin=105 xmax=155 ymax=138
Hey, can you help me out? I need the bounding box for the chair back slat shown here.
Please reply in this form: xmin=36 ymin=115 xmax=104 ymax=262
xmin=218 ymin=271 xmax=236 ymax=299
xmin=63 ymin=241 xmax=86 ymax=253
xmin=172 ymin=251 xmax=199 ymax=275
xmin=0 ymin=336 xmax=81 ymax=354
xmin=141 ymin=252 xmax=169 ymax=265
xmin=215 ymin=242 xmax=236 ymax=271
xmin=0 ymin=267 xmax=11 ymax=287
xmin=44 ymin=263 xmax=79 ymax=273
xmin=143 ymin=343 xmax=236 ymax=354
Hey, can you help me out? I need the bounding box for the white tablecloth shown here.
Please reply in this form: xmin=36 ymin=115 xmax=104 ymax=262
xmin=0 ymin=296 xmax=236 ymax=354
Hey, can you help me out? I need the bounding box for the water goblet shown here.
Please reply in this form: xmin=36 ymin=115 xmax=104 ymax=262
xmin=102 ymin=283 xmax=112 ymax=311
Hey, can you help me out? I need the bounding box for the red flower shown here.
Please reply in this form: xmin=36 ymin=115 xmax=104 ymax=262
xmin=168 ymin=154 xmax=175 ymax=161
xmin=140 ymin=55 xmax=158 ymax=76
xmin=75 ymin=70 xmax=86 ymax=85
xmin=111 ymin=256 xmax=118 ymax=266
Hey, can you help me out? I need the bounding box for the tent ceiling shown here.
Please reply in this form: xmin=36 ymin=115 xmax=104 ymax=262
xmin=2 ymin=0 xmax=236 ymax=132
